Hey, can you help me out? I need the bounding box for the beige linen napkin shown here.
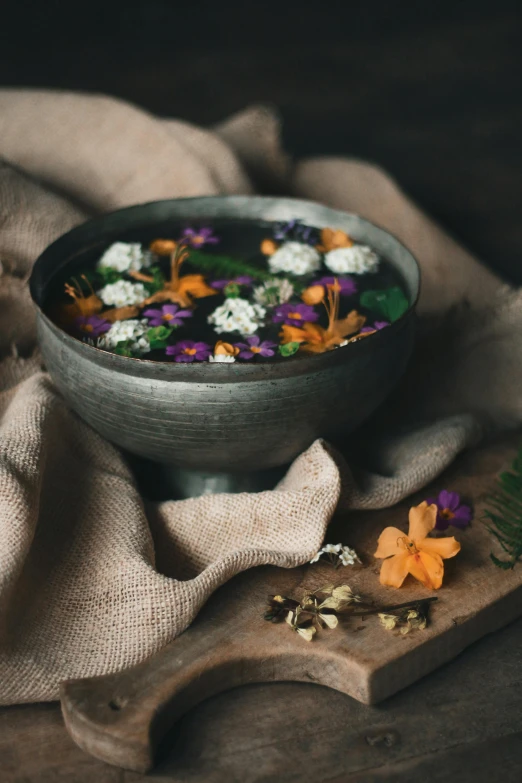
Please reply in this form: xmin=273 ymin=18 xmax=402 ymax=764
xmin=0 ymin=90 xmax=520 ymax=704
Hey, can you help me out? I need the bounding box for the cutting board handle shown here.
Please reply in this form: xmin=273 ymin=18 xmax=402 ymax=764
xmin=60 ymin=621 xmax=346 ymax=773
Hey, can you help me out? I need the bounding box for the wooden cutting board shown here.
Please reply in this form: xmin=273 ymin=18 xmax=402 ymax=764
xmin=60 ymin=432 xmax=522 ymax=773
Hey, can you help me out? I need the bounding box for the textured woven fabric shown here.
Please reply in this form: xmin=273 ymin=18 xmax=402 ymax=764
xmin=0 ymin=90 xmax=520 ymax=704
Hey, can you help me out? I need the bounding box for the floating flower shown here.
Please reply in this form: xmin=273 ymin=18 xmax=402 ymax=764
xmin=325 ymin=245 xmax=379 ymax=275
xmin=210 ymin=276 xmax=253 ymax=298
xmin=97 ymin=242 xmax=151 ymax=273
xmin=234 ymin=335 xmax=277 ymax=360
xmin=268 ymin=241 xmax=321 ymax=276
xmin=279 ymin=285 xmax=365 ymax=353
xmin=313 ymin=276 xmax=357 ymax=296
xmin=272 ymin=302 xmax=319 ymax=327
xmin=179 ymin=227 xmax=219 ymax=247
xmin=208 ymin=297 xmax=266 ymax=335
xmin=374 ymin=501 xmax=461 ymax=590
xmin=98 ymin=319 xmax=151 ymax=356
xmin=149 ymin=239 xmax=178 ymax=256
xmin=98 ymin=279 xmax=148 ymax=307
xmin=425 ymin=490 xmax=473 ymax=531
xmin=63 ymin=276 xmax=103 ymax=320
xmin=273 ymin=219 xmax=317 ymax=245
xmin=166 ymin=340 xmax=212 ymax=363
xmin=253 ymin=278 xmax=294 ymax=307
xmin=260 ymin=239 xmax=279 ymax=256
xmin=208 ymin=341 xmax=240 ymax=363
xmin=317 ymin=227 xmax=354 ymax=252
xmin=137 ymin=245 xmax=217 ymax=308
xmin=360 ymin=320 xmax=390 ymax=334
xmin=143 ymin=304 xmax=192 ymax=327
xmin=74 ymin=314 xmax=111 ymax=337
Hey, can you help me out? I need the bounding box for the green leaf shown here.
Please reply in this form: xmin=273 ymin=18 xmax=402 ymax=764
xmin=96 ymin=266 xmax=123 ymax=285
xmin=188 ymin=249 xmax=271 ymax=282
xmin=484 ymin=444 xmax=522 ymax=569
xmin=146 ymin=325 xmax=174 ymax=342
xmin=144 ymin=266 xmax=166 ymax=294
xmin=223 ymin=282 xmax=241 ymax=298
xmin=149 ymin=340 xmax=169 ymax=351
xmin=113 ymin=340 xmax=135 ymax=357
xmin=360 ymin=286 xmax=409 ymax=322
xmin=278 ymin=342 xmax=300 ymax=357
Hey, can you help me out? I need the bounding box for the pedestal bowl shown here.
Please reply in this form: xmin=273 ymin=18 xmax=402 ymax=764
xmin=30 ymin=196 xmax=419 ymax=495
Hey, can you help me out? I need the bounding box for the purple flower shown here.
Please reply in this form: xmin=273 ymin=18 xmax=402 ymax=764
xmin=274 ymin=219 xmax=317 ymax=245
xmin=74 ymin=315 xmax=111 ymax=337
xmin=179 ymin=227 xmax=219 ymax=247
xmin=360 ymin=321 xmax=390 ymax=334
xmin=426 ymin=490 xmax=473 ymax=531
xmin=234 ymin=335 xmax=277 ymax=360
xmin=166 ymin=340 xmax=212 ymax=362
xmin=272 ymin=302 xmax=319 ymax=327
xmin=210 ymin=276 xmax=253 ymax=290
xmin=143 ymin=304 xmax=193 ymax=327
xmin=313 ymin=276 xmax=357 ymax=296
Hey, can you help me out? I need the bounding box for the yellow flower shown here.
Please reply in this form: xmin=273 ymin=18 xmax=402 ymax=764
xmin=374 ymin=501 xmax=461 ymax=590
xmin=260 ymin=238 xmax=279 ymax=256
xmin=214 ymin=340 xmax=240 ymax=357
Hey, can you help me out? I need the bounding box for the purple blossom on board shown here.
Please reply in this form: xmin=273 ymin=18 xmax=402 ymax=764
xmin=143 ymin=304 xmax=193 ymax=327
xmin=273 ymin=219 xmax=317 ymax=245
xmin=272 ymin=302 xmax=319 ymax=327
xmin=234 ymin=335 xmax=277 ymax=360
xmin=426 ymin=490 xmax=473 ymax=531
xmin=210 ymin=276 xmax=253 ymax=290
xmin=166 ymin=340 xmax=212 ymax=363
xmin=74 ymin=314 xmax=111 ymax=337
xmin=179 ymin=227 xmax=219 ymax=247
xmin=313 ymin=276 xmax=357 ymax=296
xmin=360 ymin=321 xmax=390 ymax=334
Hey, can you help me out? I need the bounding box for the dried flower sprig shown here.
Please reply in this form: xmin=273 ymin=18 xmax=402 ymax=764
xmin=264 ymin=585 xmax=436 ymax=641
xmin=310 ymin=543 xmax=362 ymax=568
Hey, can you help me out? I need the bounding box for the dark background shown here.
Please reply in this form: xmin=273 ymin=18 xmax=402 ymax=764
xmin=1 ymin=0 xmax=521 ymax=282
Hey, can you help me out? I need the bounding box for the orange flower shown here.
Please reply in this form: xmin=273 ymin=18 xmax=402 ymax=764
xmin=317 ymin=227 xmax=353 ymax=252
xmin=62 ymin=277 xmax=103 ymax=321
xmin=301 ymin=285 xmax=325 ymax=305
xmin=149 ymin=238 xmax=178 ymax=256
xmin=102 ymin=305 xmax=140 ymax=323
xmin=139 ymin=245 xmax=217 ymax=308
xmin=214 ymin=340 xmax=240 ymax=357
xmin=374 ymin=502 xmax=461 ymax=590
xmin=279 ymin=283 xmax=365 ymax=353
xmin=260 ymin=238 xmax=279 ymax=256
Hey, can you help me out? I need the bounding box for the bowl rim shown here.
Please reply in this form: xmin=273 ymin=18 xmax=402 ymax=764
xmin=30 ymin=195 xmax=420 ymax=381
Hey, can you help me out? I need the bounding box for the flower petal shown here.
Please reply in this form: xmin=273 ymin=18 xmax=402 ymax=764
xmin=408 ymin=501 xmax=437 ymax=540
xmin=374 ymin=527 xmax=408 ymax=559
xmin=379 ymin=552 xmax=411 ymax=587
xmin=439 ymin=490 xmax=460 ymax=511
xmin=453 ymin=505 xmax=472 ymax=522
xmin=407 ymin=551 xmax=444 ymax=590
xmin=419 ymin=536 xmax=461 ymax=560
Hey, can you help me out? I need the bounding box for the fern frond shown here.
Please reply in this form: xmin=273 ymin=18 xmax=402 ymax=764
xmin=484 ymin=445 xmax=522 ymax=569
xmin=187 ymin=250 xmax=272 ymax=282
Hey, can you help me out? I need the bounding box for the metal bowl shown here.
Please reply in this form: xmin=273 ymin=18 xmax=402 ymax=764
xmin=30 ymin=196 xmax=419 ymax=485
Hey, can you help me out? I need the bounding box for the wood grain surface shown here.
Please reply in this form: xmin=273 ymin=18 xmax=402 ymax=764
xmin=57 ymin=432 xmax=522 ymax=773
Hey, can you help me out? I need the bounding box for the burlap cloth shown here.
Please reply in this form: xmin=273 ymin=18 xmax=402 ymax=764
xmin=0 ymin=90 xmax=520 ymax=705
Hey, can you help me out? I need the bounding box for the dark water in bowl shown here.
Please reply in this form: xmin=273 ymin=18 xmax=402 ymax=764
xmin=44 ymin=219 xmax=410 ymax=363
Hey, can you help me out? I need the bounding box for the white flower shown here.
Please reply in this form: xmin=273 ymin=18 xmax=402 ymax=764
xmin=338 ymin=546 xmax=361 ymax=567
xmin=323 ymin=543 xmax=342 ymax=554
xmin=208 ymin=354 xmax=236 ymax=363
xmin=97 ymin=242 xmax=151 ymax=273
xmin=324 ymin=245 xmax=379 ymax=275
xmin=309 ymin=550 xmax=324 ymax=564
xmin=98 ymin=280 xmax=148 ymax=307
xmin=268 ymin=241 xmax=321 ymax=276
xmin=253 ymin=277 xmax=294 ymax=306
xmin=98 ymin=319 xmax=151 ymax=355
xmin=208 ymin=297 xmax=266 ymax=335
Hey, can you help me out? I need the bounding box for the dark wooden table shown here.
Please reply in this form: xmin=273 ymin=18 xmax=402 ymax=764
xmin=1 ymin=1 xmax=521 ymax=780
